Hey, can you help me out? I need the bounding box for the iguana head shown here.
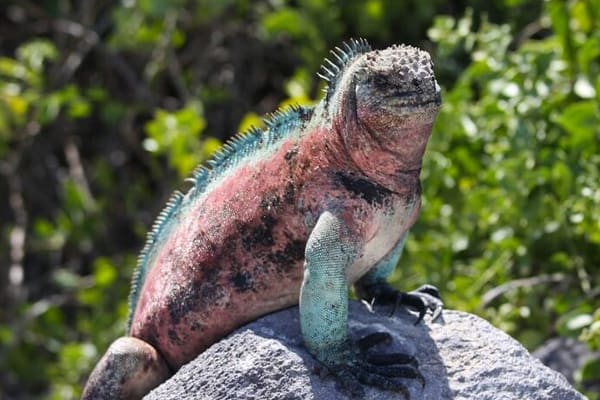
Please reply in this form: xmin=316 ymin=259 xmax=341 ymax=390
xmin=354 ymin=44 xmax=441 ymax=131
xmin=321 ymin=40 xmax=441 ymax=190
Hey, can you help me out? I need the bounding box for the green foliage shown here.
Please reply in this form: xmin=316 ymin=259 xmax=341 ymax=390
xmin=144 ymin=102 xmax=215 ymax=177
xmin=398 ymin=1 xmax=599 ymax=393
xmin=581 ymin=309 xmax=600 ymax=352
xmin=579 ymin=309 xmax=600 ymax=398
xmin=0 ymin=39 xmax=57 ymax=154
xmin=1 ymin=0 xmax=598 ymax=398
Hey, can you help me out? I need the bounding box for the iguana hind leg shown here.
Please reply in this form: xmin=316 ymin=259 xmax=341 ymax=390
xmin=355 ymin=233 xmax=443 ymax=324
xmin=82 ymin=337 xmax=170 ymax=400
xmin=300 ymin=212 xmax=422 ymax=397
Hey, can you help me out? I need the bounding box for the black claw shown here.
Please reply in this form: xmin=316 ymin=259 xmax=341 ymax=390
xmin=322 ymin=334 xmax=424 ymax=399
xmin=414 ymin=314 xmax=423 ymax=325
xmin=415 ymin=284 xmax=442 ymax=299
xmin=363 ymin=363 xmax=419 ymax=379
xmin=355 ymin=370 xmax=411 ymax=399
xmin=416 ymin=370 xmax=426 ymax=388
xmin=361 ymin=282 xmax=443 ymax=325
xmin=364 ymin=352 xmax=417 ymax=367
xmin=431 ymin=304 xmax=443 ymax=322
xmin=357 ymin=331 xmax=392 ymax=352
xmin=349 ymin=332 xmax=423 ymax=396
xmin=394 ymin=286 xmax=444 ymax=324
xmin=388 ymin=289 xmax=441 ymax=323
xmin=389 ymin=292 xmax=409 ymax=317
xmin=413 ymin=308 xmax=426 ymax=325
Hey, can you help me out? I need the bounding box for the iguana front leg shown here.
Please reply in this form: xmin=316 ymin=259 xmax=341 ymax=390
xmin=300 ymin=211 xmax=421 ymax=396
xmin=355 ymin=233 xmax=443 ymax=324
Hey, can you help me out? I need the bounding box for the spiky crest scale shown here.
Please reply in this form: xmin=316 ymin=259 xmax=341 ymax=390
xmin=317 ymin=38 xmax=372 ymax=102
xmin=128 ymin=190 xmax=184 ymax=329
xmin=127 ymin=104 xmax=314 ymax=330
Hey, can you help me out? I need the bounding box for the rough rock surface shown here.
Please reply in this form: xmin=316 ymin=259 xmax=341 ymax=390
xmin=145 ymin=302 xmax=584 ymax=400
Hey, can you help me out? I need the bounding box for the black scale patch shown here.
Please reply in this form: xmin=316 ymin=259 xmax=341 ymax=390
xmin=334 ymin=171 xmax=393 ymax=207
xmin=230 ymin=271 xmax=254 ymax=293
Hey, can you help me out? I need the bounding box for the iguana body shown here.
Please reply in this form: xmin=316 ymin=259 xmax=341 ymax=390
xmin=83 ymin=39 xmax=442 ymax=399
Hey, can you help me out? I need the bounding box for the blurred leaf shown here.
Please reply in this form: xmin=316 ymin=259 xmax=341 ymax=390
xmin=555 ymin=101 xmax=600 ymax=149
xmin=567 ymin=314 xmax=594 ymax=330
xmin=16 ymin=39 xmax=58 ymax=73
xmin=144 ymin=101 xmax=207 ymax=176
xmin=52 ymin=269 xmax=81 ymax=290
xmin=93 ymin=258 xmax=118 ymax=288
xmin=262 ymin=8 xmax=308 ymax=38
xmin=581 ymin=309 xmax=600 ymax=350
xmin=578 ymin=356 xmax=600 ymax=393
xmin=0 ymin=325 xmax=13 ymax=345
xmin=238 ymin=112 xmax=263 ymax=133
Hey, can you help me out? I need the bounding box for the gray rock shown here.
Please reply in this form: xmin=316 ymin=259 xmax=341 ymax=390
xmin=533 ymin=337 xmax=597 ymax=384
xmin=533 ymin=337 xmax=599 ymax=393
xmin=145 ymin=302 xmax=584 ymax=400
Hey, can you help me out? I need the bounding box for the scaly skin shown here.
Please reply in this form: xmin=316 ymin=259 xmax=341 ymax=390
xmin=82 ymin=39 xmax=442 ymax=399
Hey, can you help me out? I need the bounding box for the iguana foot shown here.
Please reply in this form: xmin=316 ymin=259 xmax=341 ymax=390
xmin=318 ymin=332 xmax=422 ymax=398
xmin=359 ymin=283 xmax=443 ymax=324
xmin=393 ymin=284 xmax=443 ymax=324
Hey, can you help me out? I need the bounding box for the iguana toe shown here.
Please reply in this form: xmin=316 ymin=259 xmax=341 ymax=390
xmin=320 ymin=335 xmax=423 ymax=398
xmin=356 ymin=331 xmax=393 ymax=350
xmin=358 ymin=281 xmax=444 ymax=323
xmin=357 ymin=332 xmax=418 ymax=366
xmin=393 ymin=284 xmax=444 ymax=324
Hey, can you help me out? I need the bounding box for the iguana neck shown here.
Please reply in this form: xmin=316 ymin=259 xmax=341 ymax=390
xmin=332 ymin=91 xmax=430 ymax=195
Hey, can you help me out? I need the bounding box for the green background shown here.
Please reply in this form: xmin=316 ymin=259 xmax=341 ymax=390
xmin=0 ymin=0 xmax=598 ymax=398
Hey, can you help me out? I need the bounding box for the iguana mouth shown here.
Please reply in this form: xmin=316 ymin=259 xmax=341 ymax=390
xmin=384 ymin=80 xmax=442 ymax=113
xmin=391 ymin=82 xmax=442 ymax=102
xmin=391 ymin=96 xmax=442 ymax=109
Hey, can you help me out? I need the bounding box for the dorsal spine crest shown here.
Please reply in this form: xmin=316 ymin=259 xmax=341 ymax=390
xmin=128 ymin=189 xmax=184 ymax=329
xmin=127 ymin=104 xmax=314 ymax=329
xmin=317 ymin=38 xmax=372 ymax=102
xmin=126 ymin=36 xmax=372 ymax=328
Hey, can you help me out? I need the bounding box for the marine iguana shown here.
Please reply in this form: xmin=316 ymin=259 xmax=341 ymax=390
xmin=82 ymin=38 xmax=443 ymax=399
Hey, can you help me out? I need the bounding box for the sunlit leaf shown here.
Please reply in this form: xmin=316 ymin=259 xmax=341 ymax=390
xmin=555 ymin=101 xmax=599 ymax=149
